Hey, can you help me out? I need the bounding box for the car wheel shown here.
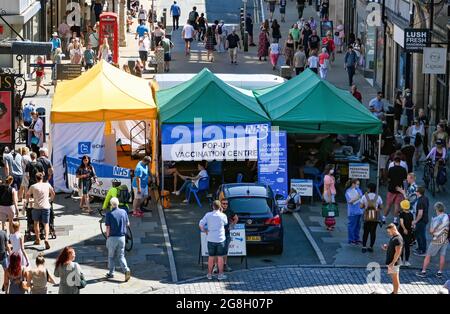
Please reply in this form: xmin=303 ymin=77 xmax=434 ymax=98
xmin=273 ymin=241 xmax=283 ymax=255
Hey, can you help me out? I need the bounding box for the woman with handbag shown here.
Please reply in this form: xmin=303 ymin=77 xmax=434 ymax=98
xmin=76 ymin=155 xmax=97 ymax=214
xmin=27 ymin=111 xmax=44 ymax=155
xmin=26 ymin=253 xmax=55 ymax=294
xmin=3 ymin=252 xmax=29 ymax=294
xmin=54 ymin=247 xmax=85 ymax=294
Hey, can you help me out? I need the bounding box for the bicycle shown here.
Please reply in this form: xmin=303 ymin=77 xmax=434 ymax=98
xmin=423 ymin=159 xmax=436 ymax=197
xmin=98 ymin=207 xmax=133 ymax=252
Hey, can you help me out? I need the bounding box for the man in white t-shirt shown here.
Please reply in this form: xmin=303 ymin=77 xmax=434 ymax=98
xmin=138 ymin=5 xmax=147 ymax=24
xmin=182 ymin=20 xmax=196 ymax=55
xmin=199 ymin=200 xmax=228 ymax=280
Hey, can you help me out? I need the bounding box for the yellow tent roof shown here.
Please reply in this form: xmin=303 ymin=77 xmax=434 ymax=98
xmin=51 ymin=60 xmax=157 ymax=123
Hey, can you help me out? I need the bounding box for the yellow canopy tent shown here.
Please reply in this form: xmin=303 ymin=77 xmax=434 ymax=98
xmin=51 ymin=60 xmax=157 ymax=123
xmin=50 ymin=60 xmax=158 ymax=182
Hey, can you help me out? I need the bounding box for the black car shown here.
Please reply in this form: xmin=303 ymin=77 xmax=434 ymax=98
xmin=216 ymin=183 xmax=284 ymax=254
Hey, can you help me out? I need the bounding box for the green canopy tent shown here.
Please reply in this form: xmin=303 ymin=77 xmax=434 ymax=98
xmin=157 ymin=68 xmax=270 ymax=124
xmin=156 ymin=68 xmax=270 ymax=193
xmin=253 ymin=69 xmax=382 ymax=134
xmin=253 ymin=69 xmax=383 ymax=192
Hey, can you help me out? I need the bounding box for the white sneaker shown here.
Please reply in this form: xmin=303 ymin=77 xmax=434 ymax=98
xmin=403 ymin=261 xmax=411 ymax=267
xmin=182 ymin=199 xmax=189 ymax=203
xmin=217 ymin=274 xmax=227 ymax=281
xmin=206 ymin=274 xmax=213 ymax=280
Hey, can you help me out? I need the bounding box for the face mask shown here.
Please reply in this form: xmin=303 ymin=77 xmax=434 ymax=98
xmin=356 ymin=184 xmax=360 ymax=189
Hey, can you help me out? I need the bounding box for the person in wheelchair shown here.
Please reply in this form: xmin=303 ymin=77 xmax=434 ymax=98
xmin=103 ymin=179 xmax=130 ymax=213
xmin=426 ymin=139 xmax=447 ymax=191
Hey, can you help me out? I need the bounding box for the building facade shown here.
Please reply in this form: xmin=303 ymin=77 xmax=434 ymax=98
xmin=330 ymin=0 xmax=449 ymax=127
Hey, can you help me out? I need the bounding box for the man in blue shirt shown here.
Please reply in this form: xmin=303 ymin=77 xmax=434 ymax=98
xmin=369 ymin=92 xmax=385 ymax=117
xmin=170 ymin=1 xmax=181 ymax=30
xmin=49 ymin=32 xmax=61 ymax=53
xmin=132 ymin=156 xmax=151 ymax=217
xmin=105 ymin=197 xmax=131 ymax=282
xmin=344 ymin=45 xmax=358 ymax=86
xmin=135 ymin=21 xmax=149 ymax=40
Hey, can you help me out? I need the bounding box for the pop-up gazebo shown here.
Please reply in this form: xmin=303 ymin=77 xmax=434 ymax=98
xmin=50 ymin=60 xmax=157 ymax=192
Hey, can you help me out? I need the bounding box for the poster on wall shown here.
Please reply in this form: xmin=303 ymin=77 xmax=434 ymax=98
xmin=0 ymin=90 xmax=13 ymax=144
xmin=161 ymin=122 xmax=270 ymax=161
xmin=258 ymin=130 xmax=288 ymax=199
xmin=65 ymin=156 xmax=132 ymax=199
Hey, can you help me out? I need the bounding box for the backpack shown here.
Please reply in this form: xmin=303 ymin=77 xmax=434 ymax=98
xmin=37 ymin=157 xmax=51 ymax=181
xmin=117 ymin=185 xmax=130 ymax=204
xmin=217 ymin=25 xmax=223 ymax=35
xmin=28 ymin=161 xmax=44 ymax=184
xmin=436 ymin=167 xmax=447 ymax=186
xmin=364 ymin=193 xmax=379 ymax=222
xmin=188 ymin=11 xmax=196 ymax=23
xmin=287 ymin=193 xmax=297 ymax=210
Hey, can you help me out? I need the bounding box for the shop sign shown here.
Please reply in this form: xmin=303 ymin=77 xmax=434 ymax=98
xmin=0 ymin=75 xmax=15 ymax=146
xmin=366 ymin=2 xmax=381 ymax=27
xmin=423 ymin=48 xmax=447 ymax=75
xmin=404 ymin=29 xmax=430 ymax=53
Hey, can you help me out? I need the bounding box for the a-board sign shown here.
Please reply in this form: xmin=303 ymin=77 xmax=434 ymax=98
xmin=291 ymin=179 xmax=313 ymax=197
xmin=201 ymin=224 xmax=246 ymax=257
xmin=349 ymin=163 xmax=370 ymax=179
xmin=57 ymin=64 xmax=82 ymax=80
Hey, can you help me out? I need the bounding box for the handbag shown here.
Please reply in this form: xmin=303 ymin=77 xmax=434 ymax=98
xmin=75 ymin=263 xmax=87 ymax=289
xmin=31 ymin=135 xmax=40 ymax=145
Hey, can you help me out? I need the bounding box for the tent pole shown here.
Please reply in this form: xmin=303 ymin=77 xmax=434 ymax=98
xmin=376 ymin=134 xmax=382 ymax=195
xmin=161 ymin=158 xmax=164 ymax=193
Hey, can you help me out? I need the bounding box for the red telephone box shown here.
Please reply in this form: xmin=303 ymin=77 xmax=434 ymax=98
xmin=99 ymin=12 xmax=119 ymax=64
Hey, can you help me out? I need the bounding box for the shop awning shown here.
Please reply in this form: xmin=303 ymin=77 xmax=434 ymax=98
xmin=157 ymin=68 xmax=270 ymax=124
xmin=254 ymin=70 xmax=382 ymax=134
xmin=51 ymin=60 xmax=157 ymax=123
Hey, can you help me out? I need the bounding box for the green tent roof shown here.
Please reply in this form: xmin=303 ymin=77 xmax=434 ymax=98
xmin=253 ymin=70 xmax=382 ymax=134
xmin=157 ymin=68 xmax=270 ymax=124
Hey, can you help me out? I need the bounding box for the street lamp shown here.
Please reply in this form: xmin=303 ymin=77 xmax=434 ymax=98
xmin=243 ymin=0 xmax=248 ymax=52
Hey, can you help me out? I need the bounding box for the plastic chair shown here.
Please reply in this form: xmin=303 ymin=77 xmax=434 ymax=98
xmin=236 ymin=173 xmax=244 ymax=183
xmin=187 ymin=177 xmax=210 ymax=207
xmin=207 ymin=161 xmax=224 ymax=184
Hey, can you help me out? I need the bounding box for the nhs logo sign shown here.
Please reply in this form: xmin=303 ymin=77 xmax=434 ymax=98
xmin=78 ymin=142 xmax=91 ymax=155
xmin=113 ymin=167 xmax=130 ymax=177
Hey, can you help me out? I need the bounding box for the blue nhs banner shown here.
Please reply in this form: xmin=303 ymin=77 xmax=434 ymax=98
xmin=65 ymin=156 xmax=132 ymax=198
xmin=161 ymin=120 xmax=270 ymax=161
xmin=258 ymin=131 xmax=288 ymax=199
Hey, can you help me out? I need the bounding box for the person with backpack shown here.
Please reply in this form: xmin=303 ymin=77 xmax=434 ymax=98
xmin=103 ymin=179 xmax=130 ymax=213
xmin=37 ymin=148 xmax=53 ymax=184
xmin=345 ymin=179 xmax=363 ymax=245
xmin=416 ymin=202 xmax=449 ymax=279
xmin=188 ymin=7 xmax=199 ymax=32
xmin=398 ymin=200 xmax=414 ymax=266
xmin=360 ymin=183 xmax=383 ymax=253
xmin=285 ymin=188 xmax=301 ymax=213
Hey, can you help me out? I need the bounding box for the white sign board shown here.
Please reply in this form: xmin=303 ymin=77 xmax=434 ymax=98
xmin=201 ymin=224 xmax=246 ymax=257
xmin=394 ymin=24 xmax=405 ymax=48
xmin=423 ymin=48 xmax=447 ymax=75
xmin=349 ymin=163 xmax=370 ymax=179
xmin=291 ymin=179 xmax=313 ymax=197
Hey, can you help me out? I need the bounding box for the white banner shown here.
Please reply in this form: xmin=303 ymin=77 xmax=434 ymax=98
xmin=201 ymin=224 xmax=246 ymax=257
xmin=291 ymin=179 xmax=313 ymax=197
xmin=423 ymin=48 xmax=447 ymax=75
xmin=51 ymin=122 xmax=106 ymax=193
xmin=349 ymin=163 xmax=370 ymax=179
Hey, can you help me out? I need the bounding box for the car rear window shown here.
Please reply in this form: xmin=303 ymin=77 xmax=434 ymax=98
xmin=228 ymin=197 xmax=272 ymax=215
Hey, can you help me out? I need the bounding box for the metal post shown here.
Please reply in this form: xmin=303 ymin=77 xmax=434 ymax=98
xmin=427 ymin=0 xmax=434 ymax=122
xmin=376 ymin=134 xmax=382 ymax=196
xmin=243 ymin=0 xmax=248 ymax=51
xmin=244 ymin=31 xmax=249 ymax=52
xmin=381 ymin=0 xmax=387 ymax=96
xmin=163 ymin=8 xmax=167 ymax=29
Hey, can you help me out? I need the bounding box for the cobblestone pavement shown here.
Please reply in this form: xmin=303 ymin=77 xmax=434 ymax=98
xmin=152 ymin=266 xmax=449 ymax=294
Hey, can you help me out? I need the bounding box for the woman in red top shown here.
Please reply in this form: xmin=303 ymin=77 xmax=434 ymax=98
xmin=322 ymin=31 xmax=335 ymax=62
xmin=31 ymin=56 xmax=49 ymax=96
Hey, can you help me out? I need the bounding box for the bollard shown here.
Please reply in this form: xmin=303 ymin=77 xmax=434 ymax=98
xmin=155 ymin=47 xmax=164 ymax=73
xmin=244 ymin=31 xmax=249 ymax=52
xmin=162 ymin=8 xmax=167 ymax=29
xmin=280 ymin=66 xmax=292 ymax=80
